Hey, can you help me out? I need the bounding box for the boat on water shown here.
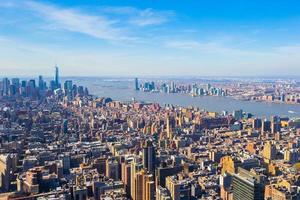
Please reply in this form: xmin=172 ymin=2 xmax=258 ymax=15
xmin=288 ymin=110 xmax=295 ymax=114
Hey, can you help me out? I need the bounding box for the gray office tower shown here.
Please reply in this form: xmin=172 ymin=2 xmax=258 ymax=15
xmin=233 ymin=167 xmax=266 ymax=200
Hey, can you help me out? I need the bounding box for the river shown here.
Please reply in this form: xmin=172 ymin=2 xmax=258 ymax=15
xmin=69 ymin=77 xmax=299 ymax=118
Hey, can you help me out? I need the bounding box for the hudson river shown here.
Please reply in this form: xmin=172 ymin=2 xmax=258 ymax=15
xmin=71 ymin=77 xmax=299 ymax=118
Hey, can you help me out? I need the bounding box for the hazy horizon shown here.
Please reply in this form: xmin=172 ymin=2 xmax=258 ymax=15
xmin=1 ymin=74 xmax=300 ymax=81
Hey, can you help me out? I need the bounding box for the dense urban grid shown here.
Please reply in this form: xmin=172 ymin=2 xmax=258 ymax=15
xmin=0 ymin=68 xmax=299 ymax=200
xmin=135 ymin=78 xmax=300 ymax=105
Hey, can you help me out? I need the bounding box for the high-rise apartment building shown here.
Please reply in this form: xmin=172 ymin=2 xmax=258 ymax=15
xmin=0 ymin=154 xmax=18 ymax=191
xmin=133 ymin=169 xmax=154 ymax=200
xmin=284 ymin=149 xmax=299 ymax=164
xmin=165 ymin=175 xmax=193 ymax=200
xmin=130 ymin=158 xmax=143 ymax=200
xmin=232 ymin=167 xmax=266 ymax=200
xmin=252 ymin=118 xmax=262 ymax=129
xmin=105 ymin=157 xmax=120 ymax=180
xmin=121 ymin=161 xmax=131 ymax=197
xmin=263 ymin=141 xmax=277 ymax=163
xmin=271 ymin=116 xmax=281 ymax=134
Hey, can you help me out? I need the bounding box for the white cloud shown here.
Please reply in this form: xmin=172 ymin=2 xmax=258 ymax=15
xmin=165 ymin=40 xmax=247 ymax=55
xmin=99 ymin=6 xmax=141 ymax=15
xmin=165 ymin=40 xmax=202 ymax=50
xmin=128 ymin=8 xmax=174 ymax=26
xmin=165 ymin=39 xmax=276 ymax=57
xmin=99 ymin=6 xmax=174 ymax=26
xmin=1 ymin=1 xmax=174 ymax=42
xmin=24 ymin=1 xmax=137 ymax=42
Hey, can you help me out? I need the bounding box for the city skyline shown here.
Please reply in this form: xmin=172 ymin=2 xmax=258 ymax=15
xmin=1 ymin=0 xmax=300 ymax=76
xmin=1 ymin=1 xmax=300 ymax=199
xmin=0 ymin=69 xmax=299 ymax=199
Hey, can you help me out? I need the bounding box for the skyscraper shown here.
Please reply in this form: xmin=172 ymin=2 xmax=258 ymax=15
xmin=38 ymin=75 xmax=44 ymax=90
xmin=262 ymin=141 xmax=276 ymax=163
xmin=252 ymin=118 xmax=262 ymax=130
xmin=271 ymin=115 xmax=281 ymax=134
xmin=232 ymin=167 xmax=266 ymax=200
xmin=28 ymin=79 xmax=36 ymax=97
xmin=64 ymin=80 xmax=73 ymax=100
xmin=55 ymin=65 xmax=60 ymax=89
xmin=0 ymin=154 xmax=18 ymax=191
xmin=131 ymin=158 xmax=143 ymax=200
xmin=133 ymin=169 xmax=154 ymax=200
xmin=233 ymin=109 xmax=243 ymax=121
xmin=166 ymin=113 xmax=175 ymax=139
xmin=165 ymin=175 xmax=195 ymax=200
xmin=121 ymin=161 xmax=131 ymax=197
xmin=261 ymin=118 xmax=271 ymax=133
xmin=142 ymin=140 xmax=156 ymax=174
xmin=21 ymin=80 xmax=27 ymax=97
xmin=2 ymin=78 xmax=10 ymax=96
xmin=106 ymin=157 xmax=120 ymax=180
xmin=11 ymin=78 xmax=20 ymax=92
xmin=134 ymin=78 xmax=139 ymax=91
xmin=64 ymin=80 xmax=73 ymax=91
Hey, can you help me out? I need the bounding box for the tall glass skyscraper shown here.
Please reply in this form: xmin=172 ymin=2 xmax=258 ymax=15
xmin=38 ymin=75 xmax=44 ymax=90
xmin=2 ymin=78 xmax=10 ymax=96
xmin=134 ymin=78 xmax=139 ymax=91
xmin=55 ymin=65 xmax=59 ymax=89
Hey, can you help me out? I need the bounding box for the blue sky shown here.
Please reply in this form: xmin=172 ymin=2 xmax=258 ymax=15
xmin=0 ymin=0 xmax=300 ymax=77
